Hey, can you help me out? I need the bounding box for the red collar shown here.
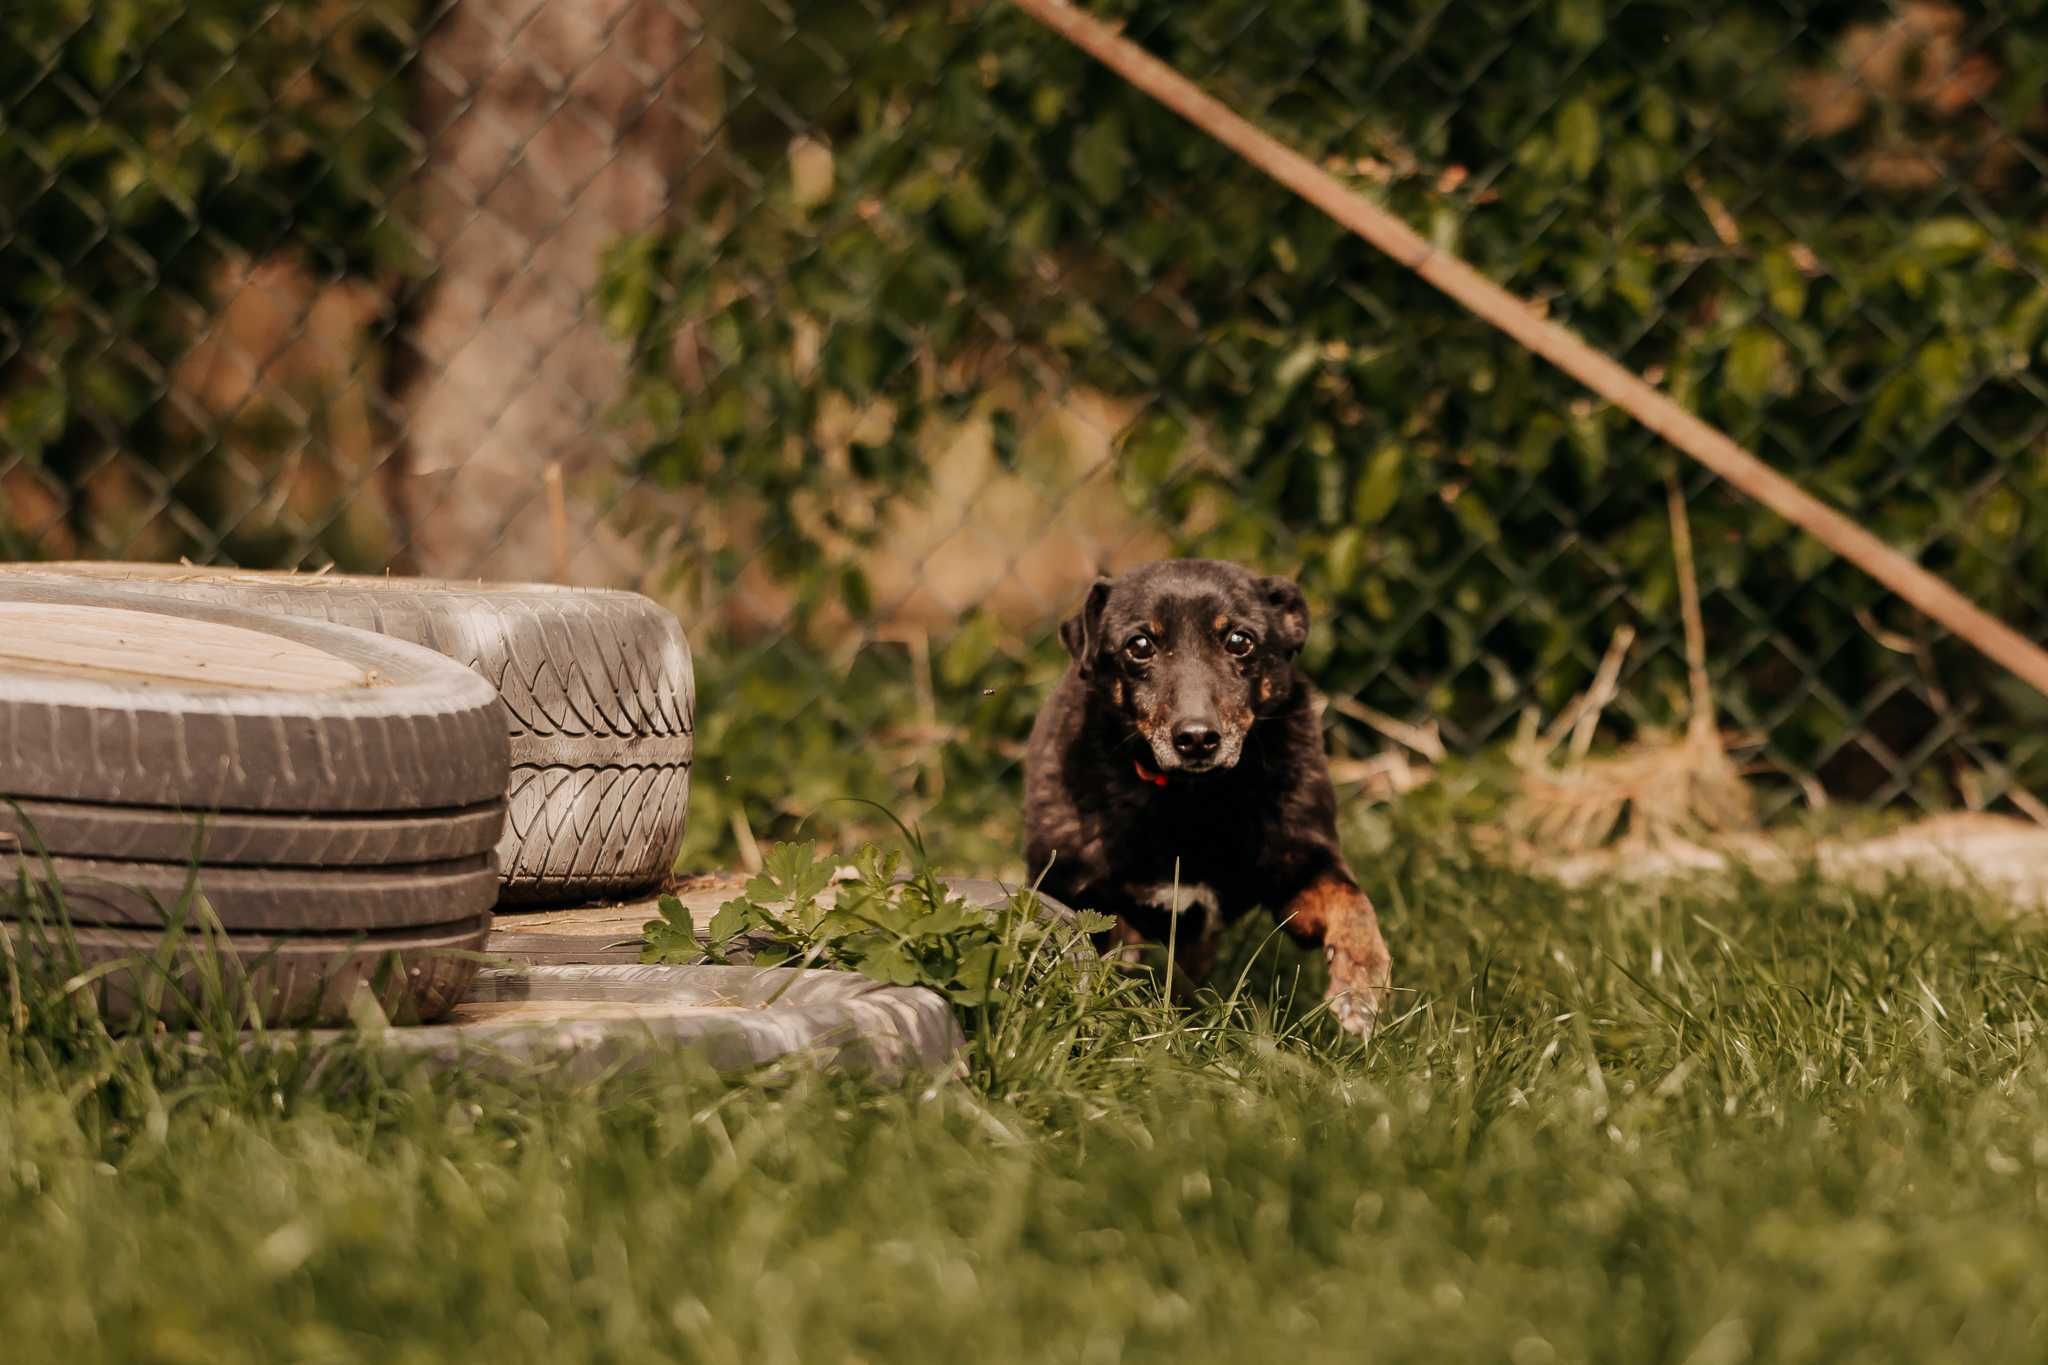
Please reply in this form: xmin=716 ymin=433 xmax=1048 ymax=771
xmin=1133 ymin=758 xmax=1169 ymax=788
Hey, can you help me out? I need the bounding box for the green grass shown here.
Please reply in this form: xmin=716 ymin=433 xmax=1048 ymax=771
xmin=9 ymin=822 xmax=2048 ymax=1363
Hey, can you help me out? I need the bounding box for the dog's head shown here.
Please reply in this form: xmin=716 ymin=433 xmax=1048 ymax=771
xmin=1059 ymin=559 xmax=1309 ymax=774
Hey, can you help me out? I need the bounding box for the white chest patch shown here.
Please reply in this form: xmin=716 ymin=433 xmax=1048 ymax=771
xmin=1127 ymin=882 xmax=1220 ymax=917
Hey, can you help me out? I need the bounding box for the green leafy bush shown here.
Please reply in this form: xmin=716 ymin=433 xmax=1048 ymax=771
xmin=0 ymin=0 xmax=417 ymax=560
xmin=606 ymin=0 xmax=2048 ymax=858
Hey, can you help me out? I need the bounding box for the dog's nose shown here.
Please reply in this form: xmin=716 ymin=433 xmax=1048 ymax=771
xmin=1172 ymin=722 xmax=1221 ymax=758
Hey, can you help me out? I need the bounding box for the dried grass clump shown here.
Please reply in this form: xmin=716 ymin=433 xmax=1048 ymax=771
xmin=1503 ymin=479 xmax=1757 ymax=855
xmin=1510 ymin=711 xmax=1756 ymax=853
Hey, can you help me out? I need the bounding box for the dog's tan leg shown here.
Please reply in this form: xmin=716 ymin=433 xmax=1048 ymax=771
xmin=1279 ymin=875 xmax=1392 ymax=1040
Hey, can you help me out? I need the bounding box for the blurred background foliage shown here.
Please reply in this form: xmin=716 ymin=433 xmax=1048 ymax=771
xmin=607 ymin=0 xmax=2048 ymax=862
xmin=0 ymin=0 xmax=418 ymax=568
xmin=5 ymin=0 xmax=2048 ymax=869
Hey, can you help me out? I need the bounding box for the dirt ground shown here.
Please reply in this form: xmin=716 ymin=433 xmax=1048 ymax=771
xmin=1543 ymin=811 xmax=2048 ymax=912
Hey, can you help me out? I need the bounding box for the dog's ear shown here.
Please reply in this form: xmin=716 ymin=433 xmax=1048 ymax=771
xmin=1059 ymin=578 xmax=1114 ymax=674
xmin=1258 ymin=576 xmax=1309 ymax=654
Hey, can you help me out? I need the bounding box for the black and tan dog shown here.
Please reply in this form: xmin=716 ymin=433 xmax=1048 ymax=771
xmin=1024 ymin=559 xmax=1393 ymax=1038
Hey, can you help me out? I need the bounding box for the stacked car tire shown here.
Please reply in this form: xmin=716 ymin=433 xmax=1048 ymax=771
xmin=0 ymin=578 xmax=512 ymax=1026
xmin=10 ymin=565 xmax=696 ymax=906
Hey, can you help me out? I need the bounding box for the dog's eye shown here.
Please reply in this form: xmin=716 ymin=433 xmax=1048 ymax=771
xmin=1223 ymin=629 xmax=1255 ymax=657
xmin=1124 ymin=634 xmax=1156 ymax=662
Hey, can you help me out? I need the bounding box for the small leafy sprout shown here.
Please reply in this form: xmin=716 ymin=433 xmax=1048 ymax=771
xmin=640 ymin=839 xmax=1114 ymax=1014
xmin=640 ymin=894 xmax=706 ymax=966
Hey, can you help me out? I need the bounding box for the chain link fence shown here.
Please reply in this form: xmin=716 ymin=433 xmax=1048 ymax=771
xmin=5 ymin=0 xmax=2047 ymax=866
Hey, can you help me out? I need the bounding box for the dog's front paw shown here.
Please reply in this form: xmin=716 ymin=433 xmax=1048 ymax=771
xmin=1324 ymin=939 xmax=1392 ymax=1042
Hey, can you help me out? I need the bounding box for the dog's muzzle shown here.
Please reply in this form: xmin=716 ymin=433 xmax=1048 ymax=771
xmin=1146 ymin=719 xmax=1244 ymax=774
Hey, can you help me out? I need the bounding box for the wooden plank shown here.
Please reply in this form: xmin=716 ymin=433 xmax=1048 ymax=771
xmin=0 ymin=603 xmax=376 ymax=692
xmin=488 ymin=877 xmax=748 ymax=964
